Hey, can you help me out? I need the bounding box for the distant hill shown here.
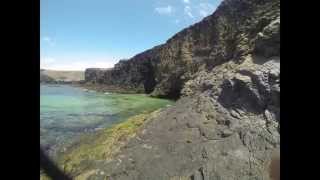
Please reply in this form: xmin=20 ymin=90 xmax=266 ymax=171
xmin=40 ymin=72 xmax=55 ymax=83
xmin=40 ymin=69 xmax=84 ymax=83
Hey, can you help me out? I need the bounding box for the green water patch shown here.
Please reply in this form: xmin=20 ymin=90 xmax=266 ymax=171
xmin=57 ymin=111 xmax=159 ymax=178
xmin=40 ymin=85 xmax=173 ymax=157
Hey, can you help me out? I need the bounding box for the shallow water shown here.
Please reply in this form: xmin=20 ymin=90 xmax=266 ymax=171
xmin=40 ymin=84 xmax=173 ymax=156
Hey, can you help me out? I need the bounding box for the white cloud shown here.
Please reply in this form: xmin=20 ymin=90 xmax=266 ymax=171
xmin=184 ymin=6 xmax=194 ymax=18
xmin=198 ymin=3 xmax=216 ymax=18
xmin=43 ymin=57 xmax=55 ymax=64
xmin=43 ymin=37 xmax=50 ymax=41
xmin=155 ymin=5 xmax=174 ymax=15
xmin=40 ymin=56 xmax=119 ymax=71
xmin=40 ymin=57 xmax=56 ymax=68
xmin=42 ymin=36 xmax=55 ymax=46
xmin=41 ymin=61 xmax=116 ymax=71
xmin=182 ymin=0 xmax=190 ymax=4
xmin=66 ymin=61 xmax=116 ymax=71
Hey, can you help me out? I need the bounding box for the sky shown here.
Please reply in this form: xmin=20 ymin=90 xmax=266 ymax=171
xmin=41 ymin=0 xmax=222 ymax=70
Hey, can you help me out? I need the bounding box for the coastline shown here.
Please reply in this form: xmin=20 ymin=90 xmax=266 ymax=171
xmin=40 ymin=0 xmax=280 ymax=178
xmin=41 ymin=81 xmax=139 ymax=94
xmin=72 ymin=83 xmax=144 ymax=94
xmin=41 ymin=83 xmax=173 ymax=155
xmin=40 ymin=85 xmax=172 ymax=179
xmin=48 ymin=109 xmax=163 ymax=179
xmin=42 ymin=81 xmax=151 ymax=97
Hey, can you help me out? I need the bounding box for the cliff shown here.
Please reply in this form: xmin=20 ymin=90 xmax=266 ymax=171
xmin=85 ymin=0 xmax=279 ymax=100
xmin=70 ymin=0 xmax=280 ymax=179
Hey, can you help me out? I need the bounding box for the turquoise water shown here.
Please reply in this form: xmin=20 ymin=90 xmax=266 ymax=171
xmin=40 ymin=84 xmax=172 ymax=156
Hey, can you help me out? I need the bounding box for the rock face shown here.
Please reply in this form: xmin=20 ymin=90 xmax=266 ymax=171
xmin=78 ymin=0 xmax=280 ymax=179
xmin=84 ymin=68 xmax=109 ymax=84
xmin=85 ymin=0 xmax=279 ymax=100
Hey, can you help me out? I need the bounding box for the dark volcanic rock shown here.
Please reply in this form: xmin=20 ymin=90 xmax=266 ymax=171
xmin=84 ymin=0 xmax=279 ymax=100
xmin=71 ymin=0 xmax=280 ymax=179
xmin=79 ymin=94 xmax=279 ymax=180
xmin=85 ymin=68 xmax=109 ymax=84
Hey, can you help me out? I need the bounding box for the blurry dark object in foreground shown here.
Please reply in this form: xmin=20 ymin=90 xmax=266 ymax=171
xmin=269 ymin=150 xmax=280 ymax=180
xmin=40 ymin=147 xmax=72 ymax=180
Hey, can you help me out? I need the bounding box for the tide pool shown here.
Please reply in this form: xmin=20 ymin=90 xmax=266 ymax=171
xmin=40 ymin=84 xmax=173 ymax=157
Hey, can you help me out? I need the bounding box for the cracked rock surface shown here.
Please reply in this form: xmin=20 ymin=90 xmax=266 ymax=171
xmin=70 ymin=0 xmax=280 ymax=179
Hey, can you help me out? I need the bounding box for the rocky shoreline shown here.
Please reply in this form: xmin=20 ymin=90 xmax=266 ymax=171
xmin=72 ymin=83 xmax=143 ymax=95
xmin=41 ymin=109 xmax=165 ymax=180
xmin=40 ymin=84 xmax=174 ymax=180
xmin=44 ymin=0 xmax=280 ymax=179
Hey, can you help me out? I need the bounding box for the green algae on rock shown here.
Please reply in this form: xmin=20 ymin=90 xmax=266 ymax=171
xmin=57 ymin=110 xmax=163 ymax=179
xmin=41 ymin=0 xmax=280 ymax=178
xmin=41 ymin=85 xmax=173 ymax=158
xmin=76 ymin=0 xmax=280 ymax=179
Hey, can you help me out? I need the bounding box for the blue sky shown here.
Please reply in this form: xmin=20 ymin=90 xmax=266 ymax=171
xmin=41 ymin=0 xmax=222 ymax=70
